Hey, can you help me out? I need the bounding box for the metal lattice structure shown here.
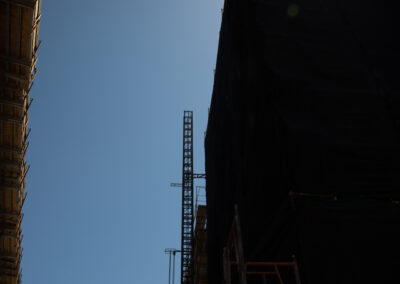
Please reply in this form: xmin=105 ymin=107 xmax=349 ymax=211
xmin=181 ymin=111 xmax=194 ymax=284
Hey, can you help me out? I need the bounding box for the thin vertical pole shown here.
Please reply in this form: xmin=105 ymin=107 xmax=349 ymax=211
xmin=173 ymin=251 xmax=176 ymax=284
xmin=274 ymin=264 xmax=284 ymax=284
xmin=223 ymin=247 xmax=231 ymax=284
xmin=292 ymin=255 xmax=302 ymax=284
xmin=168 ymin=253 xmax=172 ymax=284
xmin=234 ymin=205 xmax=247 ymax=284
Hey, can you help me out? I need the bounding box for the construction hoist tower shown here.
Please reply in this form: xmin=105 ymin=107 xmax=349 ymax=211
xmin=181 ymin=111 xmax=194 ymax=284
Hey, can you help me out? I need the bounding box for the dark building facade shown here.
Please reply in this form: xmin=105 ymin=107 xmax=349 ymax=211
xmin=205 ymin=0 xmax=400 ymax=283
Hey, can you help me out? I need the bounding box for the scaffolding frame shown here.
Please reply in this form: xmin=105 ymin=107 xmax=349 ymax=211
xmin=223 ymin=206 xmax=302 ymax=284
xmin=0 ymin=0 xmax=41 ymax=283
xmin=181 ymin=111 xmax=194 ymax=284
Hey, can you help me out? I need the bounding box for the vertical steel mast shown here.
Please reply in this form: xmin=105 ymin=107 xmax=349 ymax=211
xmin=181 ymin=111 xmax=194 ymax=284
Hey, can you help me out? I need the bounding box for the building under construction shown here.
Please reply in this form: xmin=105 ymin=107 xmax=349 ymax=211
xmin=0 ymin=0 xmax=41 ymax=283
xmin=204 ymin=0 xmax=400 ymax=283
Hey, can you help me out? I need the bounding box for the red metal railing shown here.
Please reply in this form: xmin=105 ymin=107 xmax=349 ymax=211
xmin=230 ymin=261 xmax=299 ymax=284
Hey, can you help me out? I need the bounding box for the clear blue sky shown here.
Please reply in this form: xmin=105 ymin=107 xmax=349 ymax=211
xmin=22 ymin=0 xmax=223 ymax=283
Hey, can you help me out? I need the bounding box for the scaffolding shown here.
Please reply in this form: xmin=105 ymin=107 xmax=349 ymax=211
xmin=0 ymin=0 xmax=41 ymax=283
xmin=223 ymin=206 xmax=302 ymax=284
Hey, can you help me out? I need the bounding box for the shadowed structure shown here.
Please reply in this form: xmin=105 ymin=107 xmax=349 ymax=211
xmin=205 ymin=0 xmax=400 ymax=283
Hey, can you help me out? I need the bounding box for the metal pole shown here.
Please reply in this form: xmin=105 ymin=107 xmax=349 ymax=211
xmin=292 ymin=255 xmax=302 ymax=284
xmin=173 ymin=251 xmax=176 ymax=284
xmin=168 ymin=252 xmax=172 ymax=284
xmin=165 ymin=249 xmax=176 ymax=284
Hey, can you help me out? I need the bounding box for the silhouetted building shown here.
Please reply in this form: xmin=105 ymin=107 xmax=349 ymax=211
xmin=205 ymin=0 xmax=400 ymax=283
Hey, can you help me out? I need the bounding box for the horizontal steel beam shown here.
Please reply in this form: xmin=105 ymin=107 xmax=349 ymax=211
xmin=0 ymin=211 xmax=20 ymax=218
xmin=193 ymin=173 xmax=206 ymax=179
xmin=0 ymin=72 xmax=30 ymax=84
xmin=0 ymin=146 xmax=23 ymax=154
xmin=0 ymin=98 xmax=25 ymax=108
xmin=0 ymin=183 xmax=23 ymax=191
xmin=0 ymin=253 xmax=19 ymax=260
xmin=0 ymin=217 xmax=21 ymax=227
xmin=0 ymin=55 xmax=31 ymax=67
xmin=0 ymin=114 xmax=24 ymax=123
xmin=0 ymin=85 xmax=25 ymax=92
xmin=0 ymin=160 xmax=24 ymax=169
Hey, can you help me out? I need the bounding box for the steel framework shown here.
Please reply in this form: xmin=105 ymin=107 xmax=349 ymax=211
xmin=181 ymin=111 xmax=194 ymax=284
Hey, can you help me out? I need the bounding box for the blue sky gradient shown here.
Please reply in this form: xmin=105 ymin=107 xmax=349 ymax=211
xmin=22 ymin=0 xmax=223 ymax=283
